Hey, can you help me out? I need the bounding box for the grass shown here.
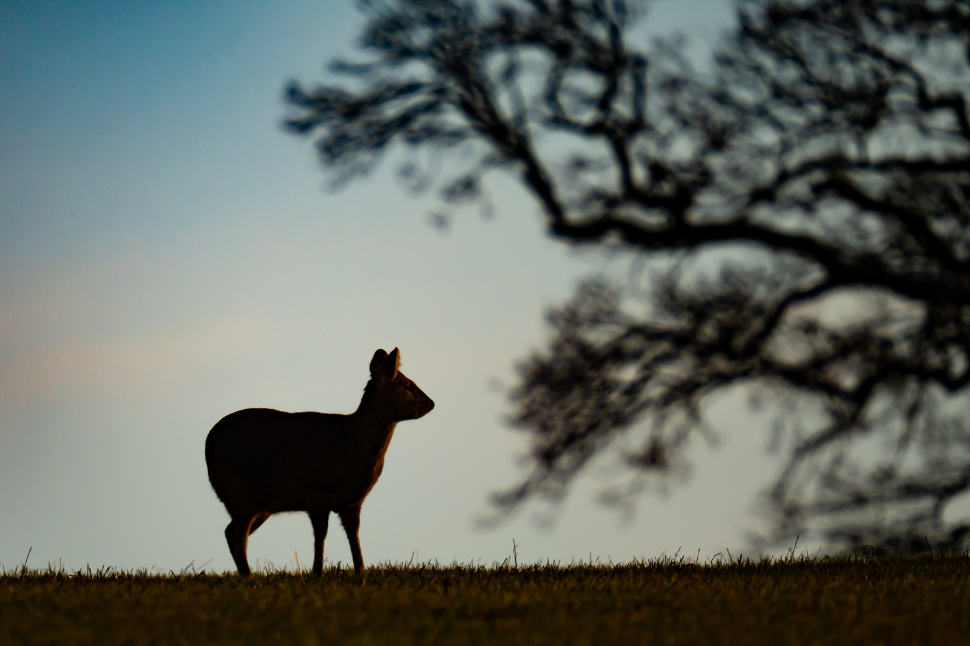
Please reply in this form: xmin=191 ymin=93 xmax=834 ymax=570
xmin=2 ymin=552 xmax=969 ymax=645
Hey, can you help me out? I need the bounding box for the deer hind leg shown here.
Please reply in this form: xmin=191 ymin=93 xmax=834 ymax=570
xmin=338 ymin=505 xmax=363 ymax=574
xmin=248 ymin=512 xmax=272 ymax=536
xmin=308 ymin=510 xmax=330 ymax=576
xmin=225 ymin=514 xmax=257 ymax=576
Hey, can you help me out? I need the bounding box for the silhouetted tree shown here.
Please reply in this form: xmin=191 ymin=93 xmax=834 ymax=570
xmin=285 ymin=0 xmax=970 ymax=553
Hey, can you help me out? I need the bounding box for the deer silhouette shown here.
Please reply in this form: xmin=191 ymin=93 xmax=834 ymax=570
xmin=205 ymin=348 xmax=434 ymax=576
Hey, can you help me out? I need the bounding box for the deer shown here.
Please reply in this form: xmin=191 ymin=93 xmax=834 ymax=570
xmin=205 ymin=347 xmax=434 ymax=576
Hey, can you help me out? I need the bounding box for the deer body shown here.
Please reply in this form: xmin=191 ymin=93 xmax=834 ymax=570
xmin=205 ymin=348 xmax=434 ymax=576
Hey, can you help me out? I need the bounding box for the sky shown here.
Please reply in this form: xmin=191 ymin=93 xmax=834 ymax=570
xmin=0 ymin=0 xmax=799 ymax=574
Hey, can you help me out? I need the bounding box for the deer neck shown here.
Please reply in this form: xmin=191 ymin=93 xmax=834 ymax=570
xmin=351 ymin=390 xmax=399 ymax=459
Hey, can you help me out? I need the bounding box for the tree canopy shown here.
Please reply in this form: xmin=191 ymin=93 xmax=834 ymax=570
xmin=285 ymin=0 xmax=970 ymax=553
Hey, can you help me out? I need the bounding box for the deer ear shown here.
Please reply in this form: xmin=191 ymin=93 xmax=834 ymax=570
xmin=384 ymin=347 xmax=400 ymax=381
xmin=370 ymin=349 xmax=389 ymax=377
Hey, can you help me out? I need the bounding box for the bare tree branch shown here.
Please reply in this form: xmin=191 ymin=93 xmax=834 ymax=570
xmin=285 ymin=0 xmax=970 ymax=554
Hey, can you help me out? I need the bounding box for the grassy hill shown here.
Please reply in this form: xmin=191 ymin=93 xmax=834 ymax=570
xmin=2 ymin=553 xmax=968 ymax=645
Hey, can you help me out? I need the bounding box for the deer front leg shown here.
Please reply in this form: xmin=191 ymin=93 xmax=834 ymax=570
xmin=309 ymin=510 xmax=330 ymax=576
xmin=338 ymin=505 xmax=364 ymax=573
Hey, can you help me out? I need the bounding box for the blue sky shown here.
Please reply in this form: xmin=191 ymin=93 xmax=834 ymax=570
xmin=0 ymin=0 xmax=793 ymax=574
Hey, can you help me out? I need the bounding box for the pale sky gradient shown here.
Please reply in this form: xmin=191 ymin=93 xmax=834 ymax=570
xmin=0 ymin=0 xmax=793 ymax=574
